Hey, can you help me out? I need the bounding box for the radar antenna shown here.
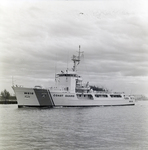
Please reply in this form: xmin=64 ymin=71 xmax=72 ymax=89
xmin=72 ymin=45 xmax=84 ymax=71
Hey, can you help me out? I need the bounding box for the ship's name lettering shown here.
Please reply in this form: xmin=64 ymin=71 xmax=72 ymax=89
xmin=53 ymin=94 xmax=63 ymax=97
xmin=25 ymin=95 xmax=30 ymax=98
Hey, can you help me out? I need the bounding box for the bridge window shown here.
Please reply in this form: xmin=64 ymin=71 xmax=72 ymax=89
xmin=58 ymin=74 xmax=76 ymax=77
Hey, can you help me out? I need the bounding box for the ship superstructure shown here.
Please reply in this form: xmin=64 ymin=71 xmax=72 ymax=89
xmin=12 ymin=46 xmax=135 ymax=107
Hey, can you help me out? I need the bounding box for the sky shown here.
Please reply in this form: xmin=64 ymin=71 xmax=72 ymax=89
xmin=0 ymin=0 xmax=148 ymax=96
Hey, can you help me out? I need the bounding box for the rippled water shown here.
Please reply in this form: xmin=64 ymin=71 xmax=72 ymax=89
xmin=0 ymin=101 xmax=148 ymax=150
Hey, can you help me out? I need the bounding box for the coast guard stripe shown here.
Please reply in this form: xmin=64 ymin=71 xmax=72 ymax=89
xmin=34 ymin=89 xmax=53 ymax=107
xmin=47 ymin=90 xmax=55 ymax=106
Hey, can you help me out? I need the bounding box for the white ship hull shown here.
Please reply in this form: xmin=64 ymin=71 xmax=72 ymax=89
xmin=12 ymin=48 xmax=135 ymax=108
xmin=13 ymin=86 xmax=135 ymax=108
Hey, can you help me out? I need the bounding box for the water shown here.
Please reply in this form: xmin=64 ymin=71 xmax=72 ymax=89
xmin=0 ymin=101 xmax=148 ymax=150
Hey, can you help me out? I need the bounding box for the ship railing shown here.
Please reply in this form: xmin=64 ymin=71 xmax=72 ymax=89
xmin=34 ymin=85 xmax=43 ymax=89
xmin=49 ymin=86 xmax=68 ymax=92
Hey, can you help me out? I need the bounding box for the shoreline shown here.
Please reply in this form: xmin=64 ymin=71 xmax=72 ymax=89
xmin=0 ymin=100 xmax=17 ymax=104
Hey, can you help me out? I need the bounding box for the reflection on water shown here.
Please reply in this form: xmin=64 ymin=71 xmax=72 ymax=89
xmin=0 ymin=101 xmax=148 ymax=150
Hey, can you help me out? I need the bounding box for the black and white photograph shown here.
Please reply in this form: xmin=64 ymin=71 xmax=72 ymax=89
xmin=0 ymin=0 xmax=148 ymax=149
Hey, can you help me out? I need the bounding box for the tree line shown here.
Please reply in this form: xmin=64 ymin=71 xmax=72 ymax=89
xmin=0 ymin=89 xmax=16 ymax=101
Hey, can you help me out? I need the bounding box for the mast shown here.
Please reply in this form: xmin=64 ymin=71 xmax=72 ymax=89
xmin=72 ymin=45 xmax=83 ymax=71
xmin=12 ymin=76 xmax=14 ymax=86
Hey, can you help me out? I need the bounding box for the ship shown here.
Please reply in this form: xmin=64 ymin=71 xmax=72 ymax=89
xmin=12 ymin=46 xmax=135 ymax=108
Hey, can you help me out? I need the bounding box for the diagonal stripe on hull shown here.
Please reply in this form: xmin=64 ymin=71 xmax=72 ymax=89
xmin=34 ymin=89 xmax=53 ymax=107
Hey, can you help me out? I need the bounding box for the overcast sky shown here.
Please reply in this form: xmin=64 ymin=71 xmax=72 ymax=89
xmin=0 ymin=0 xmax=148 ymax=95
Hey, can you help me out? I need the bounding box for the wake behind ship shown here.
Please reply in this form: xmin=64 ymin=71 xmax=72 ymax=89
xmin=12 ymin=46 xmax=135 ymax=108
